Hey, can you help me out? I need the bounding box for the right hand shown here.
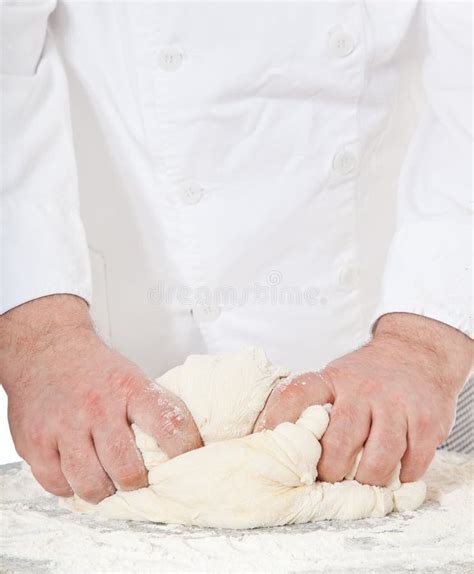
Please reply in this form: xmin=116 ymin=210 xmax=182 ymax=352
xmin=0 ymin=295 xmax=202 ymax=504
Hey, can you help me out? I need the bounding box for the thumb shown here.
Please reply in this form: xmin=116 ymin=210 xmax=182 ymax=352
xmin=127 ymin=380 xmax=202 ymax=458
xmin=253 ymin=372 xmax=334 ymax=433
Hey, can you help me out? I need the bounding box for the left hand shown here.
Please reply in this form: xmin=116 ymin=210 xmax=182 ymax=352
xmin=254 ymin=313 xmax=473 ymax=486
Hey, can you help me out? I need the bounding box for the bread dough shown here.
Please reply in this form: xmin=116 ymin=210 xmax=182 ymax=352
xmin=61 ymin=347 xmax=426 ymax=529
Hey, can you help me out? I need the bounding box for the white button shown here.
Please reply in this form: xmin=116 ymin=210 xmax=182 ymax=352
xmin=192 ymin=305 xmax=221 ymax=322
xmin=332 ymin=149 xmax=358 ymax=176
xmin=328 ymin=30 xmax=355 ymax=58
xmin=338 ymin=264 xmax=360 ymax=289
xmin=158 ymin=47 xmax=183 ymax=72
xmin=179 ymin=183 xmax=204 ymax=205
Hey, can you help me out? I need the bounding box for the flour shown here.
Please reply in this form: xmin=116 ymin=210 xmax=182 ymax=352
xmin=1 ymin=451 xmax=472 ymax=573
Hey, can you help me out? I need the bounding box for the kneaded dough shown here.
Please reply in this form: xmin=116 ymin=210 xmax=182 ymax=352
xmin=62 ymin=347 xmax=426 ymax=529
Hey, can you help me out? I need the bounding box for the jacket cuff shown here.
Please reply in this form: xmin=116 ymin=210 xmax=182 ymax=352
xmin=1 ymin=198 xmax=92 ymax=314
xmin=369 ymin=221 xmax=473 ymax=339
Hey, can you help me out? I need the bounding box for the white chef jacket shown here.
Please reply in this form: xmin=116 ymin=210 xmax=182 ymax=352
xmin=1 ymin=1 xmax=472 ymax=378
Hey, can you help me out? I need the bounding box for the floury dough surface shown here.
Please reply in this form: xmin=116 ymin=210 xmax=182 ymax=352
xmin=62 ymin=347 xmax=426 ymax=528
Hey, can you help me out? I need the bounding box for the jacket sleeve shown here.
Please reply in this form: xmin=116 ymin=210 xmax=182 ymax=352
xmin=1 ymin=0 xmax=91 ymax=313
xmin=369 ymin=1 xmax=473 ymax=339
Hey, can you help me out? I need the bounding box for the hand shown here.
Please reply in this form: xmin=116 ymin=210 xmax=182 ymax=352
xmin=254 ymin=312 xmax=473 ymax=486
xmin=0 ymin=295 xmax=202 ymax=503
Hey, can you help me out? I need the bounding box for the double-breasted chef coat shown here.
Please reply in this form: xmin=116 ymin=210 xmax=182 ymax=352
xmin=2 ymin=1 xmax=472 ymax=384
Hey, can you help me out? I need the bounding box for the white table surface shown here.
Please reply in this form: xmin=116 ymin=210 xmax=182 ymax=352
xmin=1 ymin=451 xmax=472 ymax=574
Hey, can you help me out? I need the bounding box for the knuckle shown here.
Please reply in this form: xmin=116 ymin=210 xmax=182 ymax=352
xmin=401 ymin=461 xmax=424 ymax=482
xmin=27 ymin=421 xmax=46 ymax=448
xmin=321 ymin=435 xmax=352 ymax=460
xmin=380 ymin=432 xmax=404 ymax=455
xmin=50 ymin=483 xmax=73 ymax=497
xmin=79 ymin=483 xmax=113 ymax=504
xmin=80 ymin=389 xmax=106 ymax=420
xmin=322 ymin=364 xmax=343 ymax=384
xmin=61 ymin=449 xmax=102 ymax=488
xmin=359 ymin=377 xmax=379 ymax=396
xmin=387 ymin=423 xmax=407 ymax=443
xmin=51 ymin=485 xmax=74 ymax=497
xmin=43 ymin=479 xmax=73 ymax=497
xmin=73 ymin=470 xmax=115 ymax=503
xmin=332 ymin=403 xmax=359 ymax=427
xmin=109 ymin=368 xmax=141 ymax=397
xmin=401 ymin=465 xmax=423 ymax=482
xmin=106 ymin=438 xmax=147 ymax=489
xmin=402 ymin=447 xmax=435 ymax=481
xmin=317 ymin=458 xmax=346 ymax=483
xmin=108 ymin=436 xmax=134 ymax=461
xmin=56 ymin=412 xmax=74 ymax=432
xmin=115 ymin=465 xmax=147 ymax=490
xmin=317 ymin=469 xmax=337 ymax=483
xmin=415 ymin=410 xmax=435 ymax=434
xmin=31 ymin=466 xmax=72 ymax=497
xmin=361 ymin=456 xmax=388 ymax=478
xmin=61 ymin=449 xmax=86 ymax=476
xmin=390 ymin=391 xmax=406 ymax=410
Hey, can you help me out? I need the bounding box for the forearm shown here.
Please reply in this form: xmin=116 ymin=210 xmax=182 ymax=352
xmin=0 ymin=294 xmax=94 ymax=388
xmin=373 ymin=312 xmax=473 ymax=393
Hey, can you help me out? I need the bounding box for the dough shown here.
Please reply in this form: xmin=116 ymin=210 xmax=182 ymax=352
xmin=62 ymin=347 xmax=426 ymax=529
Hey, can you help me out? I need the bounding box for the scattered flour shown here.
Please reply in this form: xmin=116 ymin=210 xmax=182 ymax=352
xmin=1 ymin=451 xmax=472 ymax=573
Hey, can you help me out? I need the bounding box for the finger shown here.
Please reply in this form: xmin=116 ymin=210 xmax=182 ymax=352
xmin=355 ymin=408 xmax=407 ymax=486
xmin=93 ymin=423 xmax=148 ymax=491
xmin=400 ymin=409 xmax=438 ymax=483
xmin=318 ymin=399 xmax=370 ymax=483
xmin=128 ymin=383 xmax=202 ymax=458
xmin=30 ymin=447 xmax=73 ymax=497
xmin=253 ymin=372 xmax=334 ymax=432
xmin=59 ymin=433 xmax=116 ymax=504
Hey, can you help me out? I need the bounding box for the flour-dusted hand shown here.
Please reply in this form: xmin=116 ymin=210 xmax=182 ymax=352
xmin=254 ymin=312 xmax=473 ymax=486
xmin=0 ymin=295 xmax=202 ymax=504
